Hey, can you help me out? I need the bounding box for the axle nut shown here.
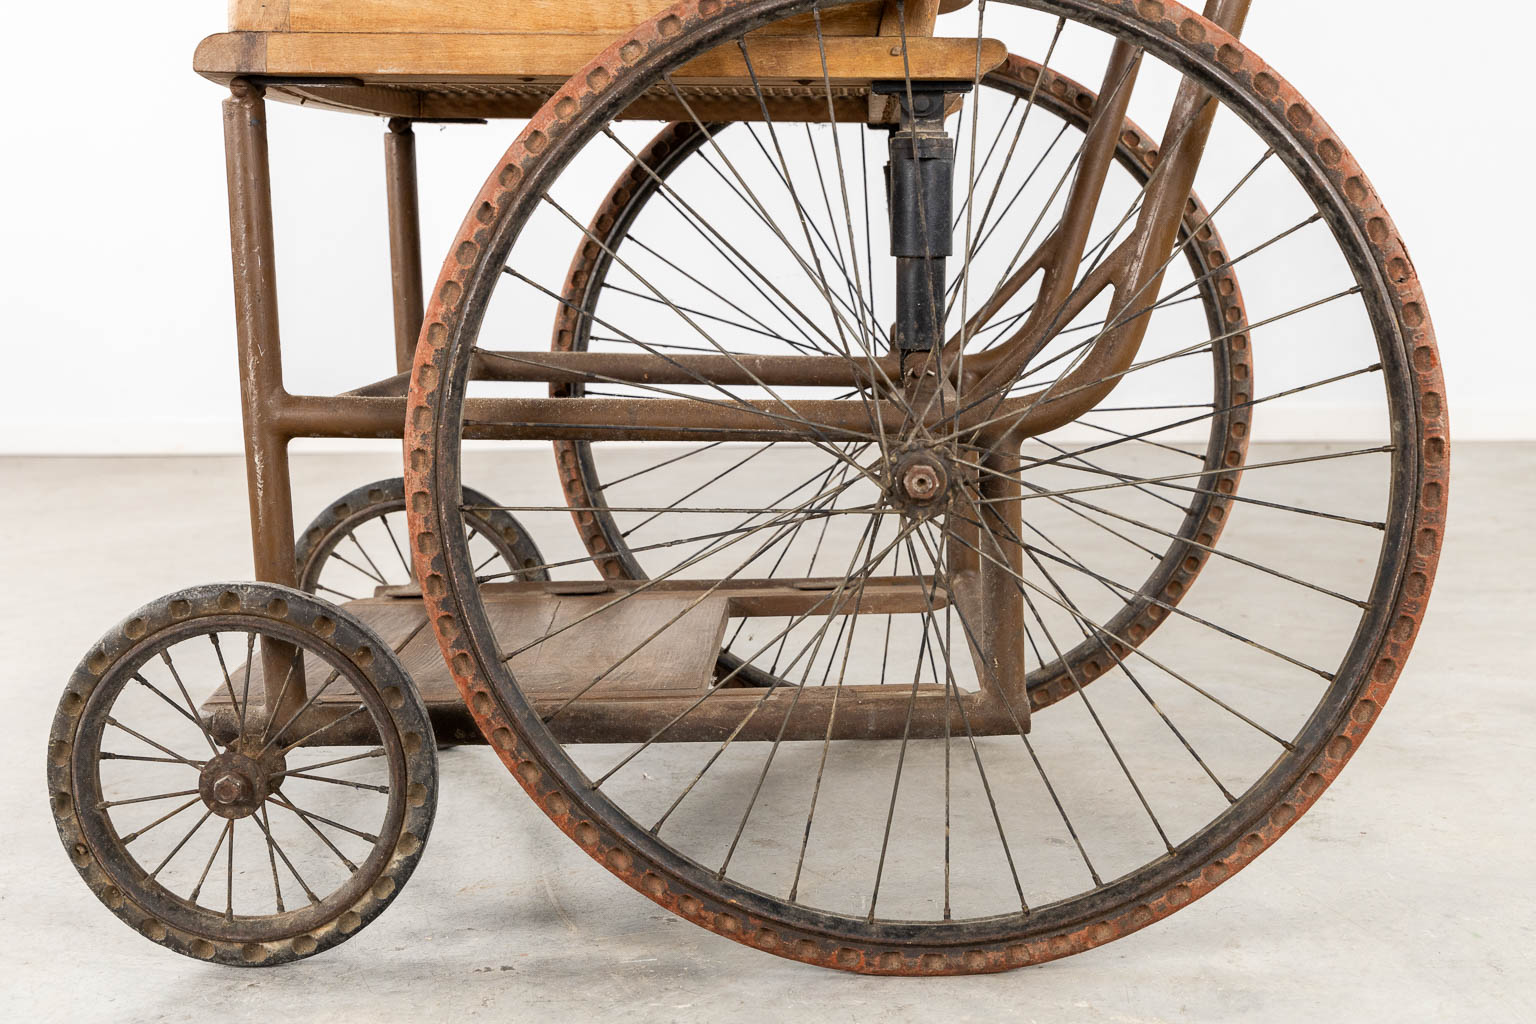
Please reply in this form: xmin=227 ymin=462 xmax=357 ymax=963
xmin=211 ymin=773 xmax=249 ymax=805
xmin=902 ymin=463 xmax=942 ymax=502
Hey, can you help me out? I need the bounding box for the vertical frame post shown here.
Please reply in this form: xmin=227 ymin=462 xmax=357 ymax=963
xmin=384 ymin=118 xmax=425 ymax=374
xmin=975 ymin=442 xmax=1027 ymax=720
xmin=223 ymin=78 xmax=306 ymax=717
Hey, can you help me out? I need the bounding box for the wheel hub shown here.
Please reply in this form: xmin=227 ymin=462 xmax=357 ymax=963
xmin=888 ymin=447 xmax=953 ymax=515
xmin=199 ymin=749 xmax=282 ymax=819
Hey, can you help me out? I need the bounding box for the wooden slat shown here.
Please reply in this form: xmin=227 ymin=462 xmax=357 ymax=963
xmin=229 ymin=0 xmax=290 ymax=31
xmin=877 ymin=0 xmax=943 ymax=36
xmin=266 ymin=0 xmax=886 ymax=36
xmin=287 ymin=0 xmax=678 ymax=34
xmin=205 ymin=588 xmax=729 ymax=708
xmin=503 ymin=590 xmax=729 ymax=694
xmin=265 ymin=81 xmax=876 ymax=123
xmin=195 ymin=31 xmax=1006 ymax=85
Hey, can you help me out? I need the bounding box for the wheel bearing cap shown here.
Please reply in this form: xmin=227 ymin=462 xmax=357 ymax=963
xmin=199 ymin=750 xmax=279 ymax=819
xmin=889 ymin=448 xmax=952 ymax=514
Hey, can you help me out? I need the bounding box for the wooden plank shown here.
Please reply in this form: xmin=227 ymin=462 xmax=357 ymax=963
xmin=877 ymin=0 xmax=943 ymax=36
xmin=274 ymin=0 xmax=885 ymax=36
xmin=195 ymin=31 xmax=1007 ymax=85
xmin=502 ymin=590 xmax=729 ymax=694
xmin=229 ymin=0 xmax=289 ymax=31
xmin=263 ymin=81 xmax=876 ymax=122
xmin=205 ymin=588 xmax=727 ymax=711
xmin=288 ymin=0 xmax=674 ymax=34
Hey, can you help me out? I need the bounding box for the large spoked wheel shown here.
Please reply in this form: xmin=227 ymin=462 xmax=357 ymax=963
xmin=549 ymin=55 xmax=1253 ymax=705
xmin=296 ymin=477 xmax=548 ymax=602
xmin=47 ymin=583 xmax=437 ymax=965
xmin=406 ymin=0 xmax=1447 ymax=974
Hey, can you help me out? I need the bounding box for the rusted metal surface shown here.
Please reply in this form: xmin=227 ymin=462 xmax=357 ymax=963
xmin=384 ymin=118 xmax=426 ymax=373
xmin=209 ymin=680 xmax=1017 ymax=746
xmin=541 ymin=686 xmax=1018 ymax=743
xmin=292 ymin=476 xmax=549 ymax=595
xmin=402 ymin=0 xmax=1448 ymax=976
xmin=47 ymin=584 xmax=437 ymax=965
xmin=224 ymin=80 xmax=308 ymax=719
xmin=481 ymin=347 xmax=897 ymax=386
xmin=48 ymin=0 xmax=1449 ymax=978
xmin=549 ymin=53 xmax=1254 ymax=712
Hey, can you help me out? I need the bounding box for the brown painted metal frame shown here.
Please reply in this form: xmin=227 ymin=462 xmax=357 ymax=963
xmin=223 ymin=0 xmax=1244 ymax=728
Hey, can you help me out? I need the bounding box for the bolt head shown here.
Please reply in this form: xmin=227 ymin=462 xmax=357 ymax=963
xmin=211 ymin=773 xmax=248 ymax=805
xmin=902 ymin=463 xmax=941 ymax=501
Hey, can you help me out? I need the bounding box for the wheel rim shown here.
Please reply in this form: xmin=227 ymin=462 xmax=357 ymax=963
xmin=48 ymin=584 xmax=437 ymax=964
xmin=404 ymin=0 xmax=1447 ymax=972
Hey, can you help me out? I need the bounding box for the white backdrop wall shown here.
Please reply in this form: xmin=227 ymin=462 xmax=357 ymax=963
xmin=1 ymin=0 xmax=1531 ymax=453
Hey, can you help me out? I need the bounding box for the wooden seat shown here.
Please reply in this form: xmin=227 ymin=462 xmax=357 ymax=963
xmin=197 ymin=0 xmax=996 ymax=121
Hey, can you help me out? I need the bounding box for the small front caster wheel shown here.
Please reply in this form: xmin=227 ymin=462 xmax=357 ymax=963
xmin=296 ymin=477 xmax=548 ymax=600
xmin=47 ymin=583 xmax=437 ymax=965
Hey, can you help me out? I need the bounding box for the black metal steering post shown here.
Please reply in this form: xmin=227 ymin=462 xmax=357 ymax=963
xmin=876 ymin=80 xmax=971 ymax=369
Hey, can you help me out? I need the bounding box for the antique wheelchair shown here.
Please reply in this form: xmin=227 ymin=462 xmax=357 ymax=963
xmin=46 ymin=0 xmax=1448 ymax=974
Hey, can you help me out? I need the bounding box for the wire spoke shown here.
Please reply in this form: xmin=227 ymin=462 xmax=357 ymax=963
xmin=378 ymin=513 xmax=414 ymax=577
xmin=282 ymin=771 xmax=390 ymax=794
xmin=210 ymin=633 xmax=246 ymax=738
xmin=99 ymin=788 xmax=201 ymax=810
xmin=249 ymin=803 xmax=322 ymax=903
xmin=159 ymin=649 xmax=222 ymax=754
xmin=130 ymin=672 xmax=209 ymax=732
xmin=907 ymin=525 xmax=1029 ymax=914
xmin=280 ymin=748 xmax=388 ymax=776
xmin=119 ymin=796 xmax=203 ymax=845
xmin=994 ymin=511 xmax=1238 ymax=802
xmin=148 ymin=807 xmax=215 ymax=880
xmin=260 ymin=804 xmax=286 ymax=913
xmin=268 ymin=792 xmax=379 ymax=846
xmin=105 ymin=717 xmax=202 ymax=769
xmin=944 ymin=499 xmax=1293 ymax=748
xmin=188 ymin=819 xmax=231 ymax=905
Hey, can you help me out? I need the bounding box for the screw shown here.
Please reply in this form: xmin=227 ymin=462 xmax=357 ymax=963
xmin=211 ymin=773 xmax=248 ymax=805
xmin=902 ymin=463 xmax=942 ymax=502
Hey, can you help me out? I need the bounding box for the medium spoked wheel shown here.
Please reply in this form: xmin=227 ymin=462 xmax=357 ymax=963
xmin=296 ymin=477 xmax=548 ymax=601
xmin=47 ymin=583 xmax=437 ymax=965
xmin=550 ymin=55 xmax=1253 ymax=705
xmin=406 ymin=0 xmax=1447 ymax=974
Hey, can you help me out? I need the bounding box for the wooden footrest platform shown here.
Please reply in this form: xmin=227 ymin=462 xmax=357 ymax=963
xmin=202 ymin=578 xmax=1021 ymax=744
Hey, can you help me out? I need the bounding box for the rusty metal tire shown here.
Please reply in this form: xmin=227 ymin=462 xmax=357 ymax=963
xmin=548 ymin=56 xmax=1253 ymax=708
xmin=46 ymin=583 xmax=438 ymax=966
xmin=405 ymin=0 xmax=1448 ymax=974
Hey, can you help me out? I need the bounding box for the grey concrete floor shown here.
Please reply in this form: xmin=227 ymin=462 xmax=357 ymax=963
xmin=2 ymin=446 xmax=1532 ymax=1023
